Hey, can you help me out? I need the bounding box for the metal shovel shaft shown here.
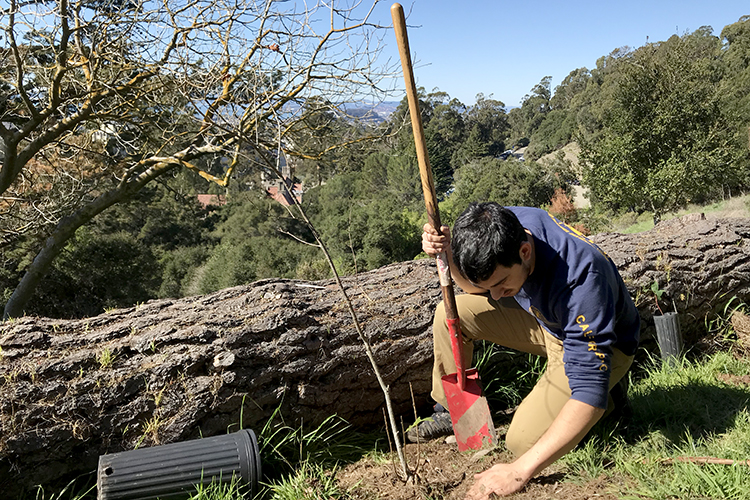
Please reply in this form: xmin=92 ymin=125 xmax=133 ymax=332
xmin=446 ymin=317 xmax=465 ymax=390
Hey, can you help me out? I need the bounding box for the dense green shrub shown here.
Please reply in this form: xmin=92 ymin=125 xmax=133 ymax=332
xmin=443 ymin=157 xmax=573 ymax=221
xmin=31 ymin=229 xmax=160 ymax=318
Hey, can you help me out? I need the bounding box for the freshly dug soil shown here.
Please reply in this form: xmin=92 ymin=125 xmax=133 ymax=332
xmin=337 ymin=424 xmax=627 ymax=500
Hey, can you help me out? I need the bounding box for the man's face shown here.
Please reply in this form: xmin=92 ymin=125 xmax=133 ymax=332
xmin=473 ymin=261 xmax=531 ymax=299
xmin=471 ymin=240 xmax=533 ymax=300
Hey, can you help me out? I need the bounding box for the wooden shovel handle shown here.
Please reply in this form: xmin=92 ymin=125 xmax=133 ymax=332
xmin=391 ymin=3 xmax=458 ymax=312
xmin=391 ymin=3 xmax=464 ymax=382
xmin=390 ymin=3 xmax=440 ymax=232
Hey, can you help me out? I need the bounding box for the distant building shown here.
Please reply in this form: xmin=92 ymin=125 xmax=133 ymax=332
xmin=260 ymin=150 xmax=292 ymax=188
xmin=196 ymin=194 xmax=227 ymax=209
xmin=257 ymin=148 xmax=304 ymax=206
xmin=91 ymin=122 xmax=138 ymax=158
xmin=267 ymin=177 xmax=302 ymax=206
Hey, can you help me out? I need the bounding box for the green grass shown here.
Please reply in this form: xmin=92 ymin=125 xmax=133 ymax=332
xmin=561 ymin=350 xmax=750 ymax=499
xmin=474 ymin=341 xmax=547 ymax=412
xmin=187 ymin=476 xmax=248 ymax=500
xmin=22 ymin=474 xmax=96 ymax=500
xmin=265 ymin=462 xmax=345 ymax=500
xmin=256 ymin=409 xmax=390 ymax=500
xmin=258 ymin=409 xmax=380 ymax=475
xmin=607 ymin=194 xmax=750 ymax=234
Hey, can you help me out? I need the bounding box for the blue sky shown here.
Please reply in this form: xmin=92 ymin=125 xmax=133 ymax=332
xmin=368 ymin=1 xmax=749 ymax=107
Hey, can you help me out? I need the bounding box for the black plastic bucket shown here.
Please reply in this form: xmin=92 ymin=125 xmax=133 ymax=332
xmin=654 ymin=311 xmax=682 ymax=364
xmin=97 ymin=429 xmax=261 ymax=500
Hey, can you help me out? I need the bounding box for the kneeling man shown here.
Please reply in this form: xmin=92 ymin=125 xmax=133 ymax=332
xmin=419 ymin=203 xmax=640 ymax=499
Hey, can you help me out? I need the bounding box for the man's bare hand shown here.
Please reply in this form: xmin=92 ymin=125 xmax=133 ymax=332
xmin=465 ymin=463 xmax=530 ymax=500
xmin=422 ymin=223 xmax=451 ymax=257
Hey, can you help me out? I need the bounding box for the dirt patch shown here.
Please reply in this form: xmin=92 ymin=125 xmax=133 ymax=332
xmin=337 ymin=435 xmax=624 ymax=500
xmin=717 ymin=373 xmax=750 ymax=386
xmin=731 ymin=311 xmax=750 ymax=353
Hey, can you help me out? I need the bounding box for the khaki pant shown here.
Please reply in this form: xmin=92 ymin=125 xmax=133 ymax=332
xmin=432 ymin=293 xmax=633 ymax=458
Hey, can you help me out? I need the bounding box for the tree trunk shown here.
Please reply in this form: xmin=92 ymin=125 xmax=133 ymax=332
xmin=2 ymin=214 xmax=750 ymax=495
xmin=4 ymin=194 xmax=130 ymax=320
xmin=2 ymin=155 xmax=198 ymax=319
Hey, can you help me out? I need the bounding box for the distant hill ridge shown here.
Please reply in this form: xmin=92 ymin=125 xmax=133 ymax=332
xmin=338 ymin=101 xmax=400 ymax=124
xmin=280 ymin=100 xmax=399 ymax=124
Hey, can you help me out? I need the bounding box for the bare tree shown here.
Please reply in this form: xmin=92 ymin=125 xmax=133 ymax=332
xmin=0 ymin=0 xmax=397 ymax=318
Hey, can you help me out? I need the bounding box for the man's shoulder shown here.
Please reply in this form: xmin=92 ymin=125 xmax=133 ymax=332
xmin=510 ymin=207 xmax=569 ymax=228
xmin=508 ymin=206 xmax=544 ymax=218
xmin=508 ymin=207 xmax=610 ymax=264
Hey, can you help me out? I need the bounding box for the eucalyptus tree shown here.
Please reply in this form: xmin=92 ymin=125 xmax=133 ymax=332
xmin=423 ymin=91 xmax=466 ymax=195
xmin=507 ymin=76 xmax=552 ymax=147
xmin=451 ymin=93 xmax=508 ymax=168
xmin=525 ymin=69 xmax=591 ymax=158
xmin=720 ymin=15 xmax=750 ymax=178
xmin=0 ymin=0 xmax=396 ymax=318
xmin=581 ymin=27 xmax=735 ymax=222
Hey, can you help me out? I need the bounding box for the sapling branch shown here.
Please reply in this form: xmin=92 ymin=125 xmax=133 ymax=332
xmin=660 ymin=456 xmax=750 ymax=466
xmin=277 ymin=228 xmax=321 ymax=248
xmin=245 ymin=132 xmax=413 ymax=481
xmin=651 ymin=280 xmax=665 ymax=315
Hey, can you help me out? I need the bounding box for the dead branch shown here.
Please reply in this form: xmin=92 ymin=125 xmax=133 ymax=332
xmin=661 ymin=456 xmax=750 ymax=466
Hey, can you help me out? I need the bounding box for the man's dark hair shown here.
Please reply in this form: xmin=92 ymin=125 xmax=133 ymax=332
xmin=451 ymin=202 xmax=528 ymax=283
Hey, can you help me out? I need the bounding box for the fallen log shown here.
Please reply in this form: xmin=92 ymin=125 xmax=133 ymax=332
xmin=2 ymin=214 xmax=750 ymax=495
xmin=0 ymin=261 xmax=442 ymax=496
xmin=591 ymin=214 xmax=750 ymax=348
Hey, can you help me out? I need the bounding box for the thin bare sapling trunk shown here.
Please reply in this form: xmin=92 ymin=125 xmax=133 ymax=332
xmin=250 ymin=135 xmax=413 ymax=480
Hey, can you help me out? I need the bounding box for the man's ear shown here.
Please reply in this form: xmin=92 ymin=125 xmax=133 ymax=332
xmin=519 ymin=241 xmax=532 ymax=261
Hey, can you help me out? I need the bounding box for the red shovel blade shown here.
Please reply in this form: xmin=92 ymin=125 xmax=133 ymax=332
xmin=442 ymin=368 xmax=496 ymax=452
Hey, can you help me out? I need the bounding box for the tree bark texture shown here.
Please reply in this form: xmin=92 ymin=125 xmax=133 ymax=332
xmin=2 ymin=214 xmax=750 ymax=495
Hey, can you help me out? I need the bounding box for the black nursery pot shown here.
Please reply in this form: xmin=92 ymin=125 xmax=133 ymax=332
xmin=653 ymin=311 xmax=683 ymax=364
xmin=97 ymin=429 xmax=261 ymax=500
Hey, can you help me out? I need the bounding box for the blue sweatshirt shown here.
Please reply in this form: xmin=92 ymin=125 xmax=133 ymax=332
xmin=509 ymin=207 xmax=640 ymax=409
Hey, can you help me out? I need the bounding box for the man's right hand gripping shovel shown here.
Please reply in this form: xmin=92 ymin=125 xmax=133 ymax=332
xmin=420 ymin=223 xmax=497 ymax=451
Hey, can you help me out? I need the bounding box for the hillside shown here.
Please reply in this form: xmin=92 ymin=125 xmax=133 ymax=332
xmin=4 ymin=214 xmax=750 ymax=496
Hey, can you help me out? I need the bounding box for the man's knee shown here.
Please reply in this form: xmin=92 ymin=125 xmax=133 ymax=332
xmin=433 ymin=300 xmax=447 ymax=325
xmin=505 ymin=425 xmax=534 ymax=457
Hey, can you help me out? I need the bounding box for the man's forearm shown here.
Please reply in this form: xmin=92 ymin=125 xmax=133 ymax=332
xmin=514 ymin=398 xmax=605 ymax=479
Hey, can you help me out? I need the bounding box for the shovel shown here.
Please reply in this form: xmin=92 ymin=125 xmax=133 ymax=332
xmin=391 ymin=3 xmax=496 ymax=452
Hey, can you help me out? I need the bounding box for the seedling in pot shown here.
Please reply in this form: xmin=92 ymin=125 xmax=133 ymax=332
xmin=651 ymin=280 xmax=665 ymax=315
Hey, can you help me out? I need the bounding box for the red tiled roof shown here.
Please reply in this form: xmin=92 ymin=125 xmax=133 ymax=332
xmin=196 ymin=194 xmax=227 ymax=208
xmin=267 ymin=184 xmax=302 ymax=206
